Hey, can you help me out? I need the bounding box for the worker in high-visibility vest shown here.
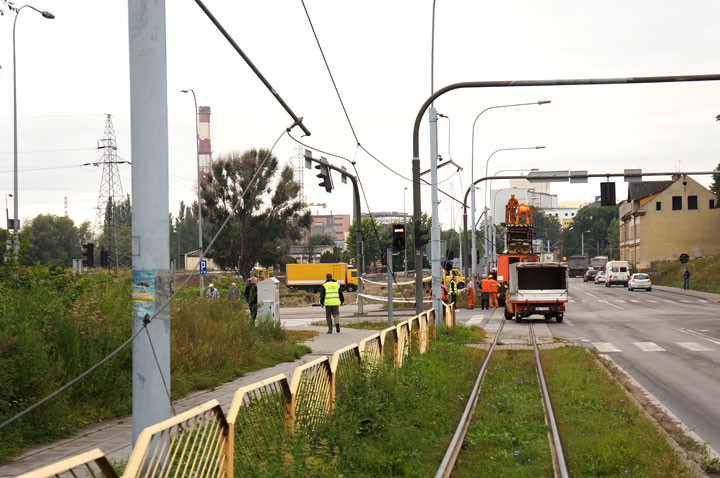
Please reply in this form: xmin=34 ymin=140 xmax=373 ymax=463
xmin=507 ymin=193 xmax=519 ymax=223
xmin=517 ymin=202 xmax=531 ymax=225
xmin=480 ymin=274 xmax=491 ymax=310
xmin=488 ymin=276 xmax=500 ymax=308
xmin=449 ymin=276 xmax=459 ymax=306
xmin=320 ymin=273 xmax=344 ymax=334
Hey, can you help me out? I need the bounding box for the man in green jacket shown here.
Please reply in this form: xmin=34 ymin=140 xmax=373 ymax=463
xmin=320 ymin=273 xmax=345 ymax=334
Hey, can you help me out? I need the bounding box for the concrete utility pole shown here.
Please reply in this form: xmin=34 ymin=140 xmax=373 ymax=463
xmin=429 ymin=107 xmax=443 ymax=325
xmin=128 ymin=0 xmax=171 ymax=445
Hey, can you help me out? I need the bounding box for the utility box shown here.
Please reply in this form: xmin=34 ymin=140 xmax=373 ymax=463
xmin=257 ymin=277 xmax=280 ymax=321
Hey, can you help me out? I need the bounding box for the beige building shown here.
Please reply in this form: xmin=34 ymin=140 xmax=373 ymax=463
xmin=618 ymin=175 xmax=720 ymax=270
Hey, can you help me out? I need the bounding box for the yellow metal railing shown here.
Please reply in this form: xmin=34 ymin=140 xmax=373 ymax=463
xmin=26 ymin=305 xmax=455 ymax=477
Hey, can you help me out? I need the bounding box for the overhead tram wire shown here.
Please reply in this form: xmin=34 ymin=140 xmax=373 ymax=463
xmin=0 ymin=124 xmax=295 ymax=431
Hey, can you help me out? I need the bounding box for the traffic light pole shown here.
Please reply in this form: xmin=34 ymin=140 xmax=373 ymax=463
xmin=387 ymin=247 xmax=393 ymax=327
xmin=304 ymin=154 xmax=364 ymax=313
xmin=412 ymin=73 xmax=720 ymax=309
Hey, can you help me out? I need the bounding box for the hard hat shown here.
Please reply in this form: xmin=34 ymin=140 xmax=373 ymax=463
xmin=209 ymin=283 xmax=214 ymax=288
xmin=520 ymin=202 xmax=526 ymax=205
xmin=510 ymin=193 xmax=515 ymax=196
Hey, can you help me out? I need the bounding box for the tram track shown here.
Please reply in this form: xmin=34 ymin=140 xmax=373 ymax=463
xmin=436 ymin=318 xmax=568 ymax=478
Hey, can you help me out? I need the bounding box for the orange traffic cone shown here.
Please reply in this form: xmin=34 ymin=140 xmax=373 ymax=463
xmin=467 ymin=286 xmax=475 ymax=309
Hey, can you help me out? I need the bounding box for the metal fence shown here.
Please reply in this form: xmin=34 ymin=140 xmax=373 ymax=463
xmin=25 ymin=304 xmax=454 ymax=477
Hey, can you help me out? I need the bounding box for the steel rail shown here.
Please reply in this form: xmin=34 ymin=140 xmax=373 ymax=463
xmin=435 ymin=318 xmax=506 ymax=478
xmin=531 ymin=324 xmax=569 ymax=478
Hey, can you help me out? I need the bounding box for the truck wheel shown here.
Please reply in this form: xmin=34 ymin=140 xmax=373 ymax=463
xmin=515 ymin=314 xmax=522 ymax=323
xmin=504 ymin=309 xmax=513 ymax=320
xmin=544 ymin=313 xmax=552 ymax=321
xmin=346 ymin=285 xmax=357 ymax=292
xmin=605 ymin=282 xmax=610 ymax=288
xmin=556 ymin=314 xmax=564 ymax=323
xmin=458 ymin=282 xmax=465 ymax=290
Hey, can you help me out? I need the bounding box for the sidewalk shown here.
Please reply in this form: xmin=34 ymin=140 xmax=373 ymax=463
xmin=0 ymin=319 xmax=379 ymax=476
xmin=652 ymin=284 xmax=720 ymax=302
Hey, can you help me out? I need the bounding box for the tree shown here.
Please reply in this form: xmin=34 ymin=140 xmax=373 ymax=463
xmin=320 ymin=246 xmax=343 ymax=263
xmin=710 ymin=162 xmax=720 ymax=207
xmin=201 ymin=148 xmax=310 ymax=276
xmin=21 ymin=214 xmax=90 ymax=267
xmin=301 ymin=234 xmax=334 ymax=263
xmin=561 ymin=205 xmax=618 ymax=257
xmin=534 ymin=209 xmax=562 ymax=252
xmin=171 ymin=201 xmax=201 ymax=268
xmin=97 ymin=195 xmax=132 ymax=268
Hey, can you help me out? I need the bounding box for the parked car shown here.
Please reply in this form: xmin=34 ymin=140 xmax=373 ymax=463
xmin=584 ymin=269 xmax=598 ymax=282
xmin=628 ymin=273 xmax=652 ymax=292
xmin=594 ymin=270 xmax=606 ymax=284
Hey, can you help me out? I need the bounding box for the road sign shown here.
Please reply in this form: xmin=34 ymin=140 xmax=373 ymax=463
xmin=679 ymin=253 xmax=689 ymax=264
xmin=200 ymin=259 xmax=207 ymax=274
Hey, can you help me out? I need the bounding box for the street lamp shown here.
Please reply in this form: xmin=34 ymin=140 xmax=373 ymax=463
xmin=12 ymin=5 xmax=54 ymax=253
xmin=469 ymin=100 xmax=550 ymax=283
xmin=403 ymin=186 xmax=408 ymax=278
xmin=181 ymin=88 xmax=204 ymax=296
xmin=581 ymin=230 xmax=591 ymax=256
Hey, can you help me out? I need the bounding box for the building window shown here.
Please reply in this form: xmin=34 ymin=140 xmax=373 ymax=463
xmin=688 ymin=195 xmax=698 ymax=210
xmin=564 ymin=213 xmax=568 ymax=217
xmin=711 ymin=199 xmax=716 ymax=209
xmin=672 ymin=196 xmax=682 ymax=210
xmin=656 ymin=202 xmax=661 ymax=211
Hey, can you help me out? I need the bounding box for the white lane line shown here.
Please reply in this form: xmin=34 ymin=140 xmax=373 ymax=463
xmin=647 ymin=299 xmax=658 ymax=303
xmin=663 ymin=299 xmax=674 ymax=303
xmin=281 ymin=318 xmax=319 ymax=327
xmin=634 ymin=342 xmax=665 ymax=352
xmin=629 ymin=299 xmax=642 ymax=303
xmin=583 ymin=290 xmax=601 ymax=299
xmin=599 ymin=299 xmax=624 ymax=310
xmin=615 ymin=299 xmax=627 ymax=303
xmin=678 ymin=300 xmax=692 ymax=304
xmin=594 ymin=342 xmax=622 ymax=353
xmin=677 ymin=342 xmax=713 ymax=352
xmin=581 ymin=339 xmax=591 ymax=342
xmin=698 ymin=300 xmax=709 ymax=303
xmin=673 ymin=327 xmax=720 ymax=346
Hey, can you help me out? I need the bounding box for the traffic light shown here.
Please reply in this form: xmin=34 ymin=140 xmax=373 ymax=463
xmin=100 ymin=246 xmax=109 ymax=268
xmin=392 ymin=224 xmax=405 ymax=251
xmin=600 ymin=182 xmax=616 ymax=206
xmin=414 ymin=218 xmax=429 ymax=249
xmin=315 ymin=163 xmax=333 ymax=193
xmin=381 ymin=253 xmax=387 ymax=266
xmin=82 ymin=242 xmax=95 ymax=268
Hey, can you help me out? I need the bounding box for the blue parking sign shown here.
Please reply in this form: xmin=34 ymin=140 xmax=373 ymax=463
xmin=200 ymin=260 xmax=207 ymax=275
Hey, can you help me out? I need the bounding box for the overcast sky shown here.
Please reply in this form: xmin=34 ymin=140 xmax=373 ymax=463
xmin=1 ymin=0 xmax=719 ymax=233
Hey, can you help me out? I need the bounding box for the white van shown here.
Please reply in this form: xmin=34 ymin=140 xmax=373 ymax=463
xmin=605 ymin=260 xmax=630 ymax=287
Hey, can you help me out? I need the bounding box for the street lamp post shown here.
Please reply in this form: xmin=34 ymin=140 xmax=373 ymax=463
xmin=581 ymin=230 xmax=591 ymax=256
xmin=403 ymin=186 xmax=408 ymax=278
xmin=12 ymin=5 xmax=54 ymax=254
xmin=469 ymin=101 xmax=549 ymax=285
xmin=181 ymin=89 xmax=204 ymax=297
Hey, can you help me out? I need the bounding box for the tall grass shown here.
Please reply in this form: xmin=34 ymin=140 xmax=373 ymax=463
xmin=0 ymin=267 xmax=309 ymax=463
xmin=649 ymin=256 xmax=720 ymax=294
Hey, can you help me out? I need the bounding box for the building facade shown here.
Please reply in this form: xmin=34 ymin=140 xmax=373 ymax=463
xmin=310 ymin=214 xmax=351 ymax=249
xmin=618 ymin=175 xmax=720 ymax=270
xmin=489 ymin=187 xmax=557 ymax=225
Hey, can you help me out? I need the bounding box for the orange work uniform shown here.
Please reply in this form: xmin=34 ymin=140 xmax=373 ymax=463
xmin=467 ymin=280 xmax=475 ymax=309
xmin=488 ymin=279 xmax=500 ymax=308
xmin=507 ymin=197 xmax=519 ymax=223
xmin=517 ymin=204 xmax=530 ymax=224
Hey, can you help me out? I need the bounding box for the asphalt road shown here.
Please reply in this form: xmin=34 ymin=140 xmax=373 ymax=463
xmin=558 ymin=277 xmax=720 ymax=454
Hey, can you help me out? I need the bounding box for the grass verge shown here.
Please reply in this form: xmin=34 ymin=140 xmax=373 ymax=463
xmin=649 ymin=256 xmax=720 ymax=294
xmin=543 ymin=347 xmax=692 ymax=477
xmin=250 ymin=326 xmax=486 ymax=477
xmin=0 ymin=267 xmax=310 ymax=463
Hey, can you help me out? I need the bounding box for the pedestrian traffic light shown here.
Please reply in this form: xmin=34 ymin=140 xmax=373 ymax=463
xmin=600 ymin=181 xmax=616 ymax=206
xmin=392 ymin=224 xmax=405 ymax=251
xmin=381 ymin=253 xmax=387 ymax=266
xmin=100 ymin=246 xmax=109 ymax=268
xmin=82 ymin=242 xmax=95 ymax=268
xmin=414 ymin=218 xmax=429 ymax=249
xmin=315 ymin=163 xmax=333 ymax=193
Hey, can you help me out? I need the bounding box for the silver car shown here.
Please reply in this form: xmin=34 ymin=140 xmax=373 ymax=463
xmin=628 ymin=273 xmax=652 ymax=291
xmin=594 ymin=270 xmax=606 ymax=284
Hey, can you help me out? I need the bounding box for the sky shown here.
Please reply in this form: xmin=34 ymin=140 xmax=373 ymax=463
xmin=1 ymin=0 xmax=720 ymax=234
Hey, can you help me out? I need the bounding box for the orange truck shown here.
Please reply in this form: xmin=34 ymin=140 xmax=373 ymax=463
xmin=503 ymin=262 xmax=568 ymax=323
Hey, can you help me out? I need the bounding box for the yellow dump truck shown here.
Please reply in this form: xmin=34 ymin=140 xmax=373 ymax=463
xmin=286 ymin=263 xmax=358 ymax=292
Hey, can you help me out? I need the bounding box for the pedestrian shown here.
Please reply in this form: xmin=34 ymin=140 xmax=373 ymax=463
xmin=244 ymin=277 xmax=258 ymax=322
xmin=449 ymin=275 xmax=459 ymax=306
xmin=466 ymin=275 xmax=475 ymax=309
xmin=480 ymin=274 xmax=490 ymax=310
xmin=682 ymin=266 xmax=691 ymax=290
xmin=507 ymin=193 xmax=519 ymax=223
xmin=320 ymin=273 xmax=344 ymax=333
xmin=205 ymin=283 xmax=220 ymax=301
xmin=228 ymin=282 xmax=240 ymax=309
xmin=489 ymin=276 xmax=500 ymax=308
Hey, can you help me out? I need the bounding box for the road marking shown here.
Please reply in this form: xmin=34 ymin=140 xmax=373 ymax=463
xmin=581 ymin=339 xmax=591 ymax=342
xmin=466 ymin=316 xmax=485 ymax=326
xmin=674 ymin=327 xmax=720 ymax=346
xmin=615 ymin=299 xmax=626 ymax=303
xmin=663 ymin=299 xmax=674 ymax=303
xmin=678 ymin=300 xmax=692 ymax=304
xmin=634 ymin=342 xmax=665 ymax=352
xmin=698 ymin=300 xmax=709 ymax=303
xmin=594 ymin=342 xmax=622 ymax=353
xmin=677 ymin=342 xmax=713 ymax=352
xmin=583 ymin=290 xmax=601 ymax=299
xmin=568 ymin=299 xmax=575 ymax=303
xmin=281 ymin=318 xmax=319 ymax=327
xmin=629 ymin=299 xmax=642 ymax=303
xmin=599 ymin=300 xmax=624 ymax=310
xmin=647 ymin=299 xmax=657 ymax=303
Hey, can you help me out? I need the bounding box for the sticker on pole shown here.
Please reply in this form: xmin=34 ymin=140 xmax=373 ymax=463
xmin=200 ymin=259 xmax=207 ymax=275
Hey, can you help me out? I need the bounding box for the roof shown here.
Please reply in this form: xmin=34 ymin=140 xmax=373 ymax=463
xmin=627 ymin=180 xmax=674 ymax=202
xmin=288 ymin=244 xmax=334 ymax=255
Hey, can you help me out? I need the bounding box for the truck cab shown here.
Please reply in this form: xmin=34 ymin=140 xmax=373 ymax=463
xmin=442 ymin=268 xmax=465 ymax=290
